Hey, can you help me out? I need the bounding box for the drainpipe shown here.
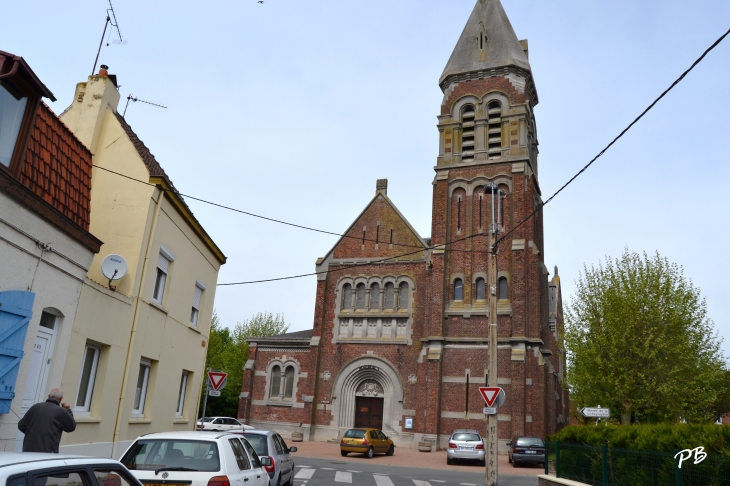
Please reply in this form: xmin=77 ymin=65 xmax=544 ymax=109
xmin=308 ymin=278 xmax=328 ymax=441
xmin=110 ymin=187 xmax=164 ymax=459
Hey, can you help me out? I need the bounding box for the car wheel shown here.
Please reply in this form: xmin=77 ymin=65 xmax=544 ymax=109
xmin=508 ymin=455 xmax=512 ymax=464
xmin=480 ymin=459 xmax=486 ymax=467
xmin=276 ymin=474 xmax=281 ymax=486
xmin=513 ymin=460 xmax=518 ymax=468
xmin=366 ymin=447 xmax=374 ymax=459
xmin=341 ymin=450 xmax=348 ymax=457
xmin=386 ymin=445 xmax=394 ymax=456
xmin=447 ymin=457 xmax=453 ymax=465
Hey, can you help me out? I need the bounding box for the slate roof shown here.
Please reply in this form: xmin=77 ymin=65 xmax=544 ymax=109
xmin=252 ymin=329 xmax=313 ymax=341
xmin=19 ymin=102 xmax=94 ymax=230
xmin=440 ymin=0 xmax=531 ymax=87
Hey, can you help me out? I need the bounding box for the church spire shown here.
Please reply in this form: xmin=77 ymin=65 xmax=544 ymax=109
xmin=440 ymin=0 xmax=531 ymax=91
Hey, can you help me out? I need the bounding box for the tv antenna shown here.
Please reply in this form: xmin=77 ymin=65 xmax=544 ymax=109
xmin=92 ymin=0 xmax=128 ymax=75
xmin=123 ymin=94 xmax=168 ymax=118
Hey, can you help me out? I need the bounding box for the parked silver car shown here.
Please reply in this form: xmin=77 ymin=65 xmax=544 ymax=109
xmin=447 ymin=429 xmax=485 ymax=466
xmin=240 ymin=430 xmax=297 ymax=486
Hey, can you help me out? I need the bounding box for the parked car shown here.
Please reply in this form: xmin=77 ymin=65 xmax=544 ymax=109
xmin=238 ymin=430 xmax=297 ymax=486
xmin=0 ymin=453 xmax=142 ymax=485
xmin=447 ymin=429 xmax=485 ymax=466
xmin=507 ymin=436 xmax=546 ymax=467
xmin=120 ymin=431 xmax=272 ymax=486
xmin=340 ymin=428 xmax=394 ymax=458
xmin=197 ymin=416 xmax=255 ymax=431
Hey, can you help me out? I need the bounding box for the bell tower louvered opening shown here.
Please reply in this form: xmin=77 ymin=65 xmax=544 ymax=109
xmin=487 ymin=101 xmax=502 ymax=158
xmin=461 ymin=105 xmax=476 ymax=163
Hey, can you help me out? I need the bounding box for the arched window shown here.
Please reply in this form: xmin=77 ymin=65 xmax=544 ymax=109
xmin=384 ymin=283 xmax=395 ymax=309
xmin=356 ymin=283 xmax=366 ymax=309
xmin=269 ymin=365 xmax=281 ymax=398
xmin=453 ymin=278 xmax=464 ymax=301
xmin=487 ymin=101 xmax=502 ymax=158
xmin=341 ymin=283 xmax=351 ymax=310
xmin=398 ymin=282 xmax=409 ymax=310
xmin=498 ymin=277 xmax=508 ymax=300
xmin=369 ymin=283 xmax=380 ymax=309
xmin=284 ymin=366 xmax=295 ymax=399
xmin=476 ymin=278 xmax=486 ymax=300
xmin=461 ymin=105 xmax=476 ymax=163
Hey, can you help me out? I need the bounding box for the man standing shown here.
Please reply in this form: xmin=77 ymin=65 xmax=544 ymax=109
xmin=17 ymin=388 xmax=76 ymax=453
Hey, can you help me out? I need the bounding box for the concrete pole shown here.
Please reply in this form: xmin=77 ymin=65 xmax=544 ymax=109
xmin=485 ymin=230 xmax=499 ymax=486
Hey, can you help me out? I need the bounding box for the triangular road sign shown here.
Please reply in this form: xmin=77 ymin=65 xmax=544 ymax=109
xmin=208 ymin=371 xmax=228 ymax=391
xmin=479 ymin=387 xmax=502 ymax=407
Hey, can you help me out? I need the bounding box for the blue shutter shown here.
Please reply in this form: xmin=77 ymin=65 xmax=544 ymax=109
xmin=0 ymin=291 xmax=35 ymax=414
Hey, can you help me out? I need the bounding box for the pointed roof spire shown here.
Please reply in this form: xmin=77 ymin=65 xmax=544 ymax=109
xmin=440 ymin=0 xmax=530 ymax=88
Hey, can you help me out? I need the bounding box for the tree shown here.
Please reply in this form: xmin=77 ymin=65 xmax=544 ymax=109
xmin=564 ymin=249 xmax=726 ymax=424
xmin=200 ymin=311 xmax=289 ymax=418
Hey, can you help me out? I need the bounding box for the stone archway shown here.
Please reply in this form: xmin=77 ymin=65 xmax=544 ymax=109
xmin=330 ymin=357 xmax=404 ymax=434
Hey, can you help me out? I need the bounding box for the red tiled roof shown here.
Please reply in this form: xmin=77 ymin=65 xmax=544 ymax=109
xmin=18 ymin=102 xmax=94 ymax=230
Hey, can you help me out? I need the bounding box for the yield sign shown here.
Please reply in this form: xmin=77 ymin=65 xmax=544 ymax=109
xmin=479 ymin=387 xmax=502 ymax=407
xmin=208 ymin=371 xmax=228 ymax=391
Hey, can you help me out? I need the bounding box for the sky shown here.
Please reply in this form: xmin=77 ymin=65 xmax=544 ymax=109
xmin=4 ymin=0 xmax=730 ymax=356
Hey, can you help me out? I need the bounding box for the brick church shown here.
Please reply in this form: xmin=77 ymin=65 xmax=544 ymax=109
xmin=239 ymin=0 xmax=569 ymax=450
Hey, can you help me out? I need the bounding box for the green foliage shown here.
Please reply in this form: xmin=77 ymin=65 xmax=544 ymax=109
xmin=552 ymin=424 xmax=730 ymax=456
xmin=564 ymin=249 xmax=726 ymax=424
xmin=199 ymin=311 xmax=289 ymax=418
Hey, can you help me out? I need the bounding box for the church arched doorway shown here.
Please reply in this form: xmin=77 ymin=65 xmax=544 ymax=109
xmin=354 ymin=380 xmax=384 ymax=429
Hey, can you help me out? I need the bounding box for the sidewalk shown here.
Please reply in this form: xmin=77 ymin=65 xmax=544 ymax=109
xmin=288 ymin=440 xmax=544 ymax=477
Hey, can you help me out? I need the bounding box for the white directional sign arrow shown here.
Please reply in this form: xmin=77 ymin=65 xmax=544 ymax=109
xmin=580 ymin=407 xmax=610 ymax=418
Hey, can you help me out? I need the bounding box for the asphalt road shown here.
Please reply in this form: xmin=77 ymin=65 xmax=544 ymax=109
xmin=294 ymin=456 xmax=538 ymax=486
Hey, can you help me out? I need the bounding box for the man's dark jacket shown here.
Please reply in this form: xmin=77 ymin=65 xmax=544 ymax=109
xmin=17 ymin=399 xmax=76 ymax=453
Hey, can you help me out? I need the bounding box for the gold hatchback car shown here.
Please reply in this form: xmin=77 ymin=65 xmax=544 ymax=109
xmin=340 ymin=428 xmax=395 ymax=458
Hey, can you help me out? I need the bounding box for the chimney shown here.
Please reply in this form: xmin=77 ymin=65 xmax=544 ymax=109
xmin=98 ymin=64 xmax=109 ymax=76
xmin=97 ymin=64 xmax=118 ymax=88
xmin=376 ymin=179 xmax=388 ymax=196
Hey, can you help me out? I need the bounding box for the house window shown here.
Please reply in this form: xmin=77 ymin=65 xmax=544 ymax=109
xmin=0 ymin=84 xmax=29 ymax=167
xmin=369 ymin=283 xmax=380 ymax=309
xmin=74 ymin=343 xmax=100 ymax=413
xmin=461 ymin=105 xmax=476 ymax=163
xmin=453 ymin=278 xmax=464 ymax=301
xmin=356 ymin=284 xmax=366 ymax=309
xmin=498 ymin=277 xmax=509 ymax=300
xmin=341 ymin=283 xmax=352 ymax=310
xmin=153 ymin=248 xmax=174 ymax=304
xmin=132 ymin=360 xmax=151 ymax=417
xmin=384 ymin=283 xmax=395 ymax=309
xmin=398 ymin=282 xmax=409 ymax=310
xmin=487 ymin=101 xmax=502 ymax=158
xmin=190 ymin=280 xmax=206 ymax=327
xmin=284 ymin=366 xmax=295 ymax=399
xmin=476 ymin=278 xmax=486 ymax=300
xmin=269 ymin=365 xmax=281 ymax=398
xmin=176 ymin=371 xmax=188 ymax=418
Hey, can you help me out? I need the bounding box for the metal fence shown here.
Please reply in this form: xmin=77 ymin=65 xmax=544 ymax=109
xmin=544 ymin=440 xmax=730 ymax=486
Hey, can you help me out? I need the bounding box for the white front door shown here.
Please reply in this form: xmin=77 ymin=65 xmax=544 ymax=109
xmin=15 ymin=326 xmax=55 ymax=451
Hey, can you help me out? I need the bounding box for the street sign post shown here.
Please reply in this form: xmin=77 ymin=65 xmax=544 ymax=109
xmin=580 ymin=407 xmax=610 ymax=418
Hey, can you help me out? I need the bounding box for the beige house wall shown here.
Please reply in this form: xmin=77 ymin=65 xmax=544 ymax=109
xmin=58 ymin=74 xmax=223 ymax=458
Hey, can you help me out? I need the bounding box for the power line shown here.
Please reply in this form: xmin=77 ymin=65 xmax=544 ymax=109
xmin=218 ymin=25 xmax=730 ymax=286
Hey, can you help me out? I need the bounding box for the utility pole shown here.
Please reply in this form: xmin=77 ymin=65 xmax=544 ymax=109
xmin=200 ymin=368 xmax=211 ymax=426
xmin=485 ymin=183 xmax=503 ymax=486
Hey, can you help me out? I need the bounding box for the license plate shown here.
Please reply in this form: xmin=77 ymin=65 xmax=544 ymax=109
xmin=459 ymin=446 xmax=473 ymax=451
xmin=526 ymin=450 xmax=536 ymax=454
xmin=144 ymin=484 xmax=188 ymax=486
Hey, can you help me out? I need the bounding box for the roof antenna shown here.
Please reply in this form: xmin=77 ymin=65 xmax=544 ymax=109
xmin=92 ymin=0 xmax=128 ymax=75
xmin=123 ymin=94 xmax=168 ymax=118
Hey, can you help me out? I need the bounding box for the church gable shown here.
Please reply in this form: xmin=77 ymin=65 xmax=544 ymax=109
xmin=329 ymin=180 xmax=427 ymax=262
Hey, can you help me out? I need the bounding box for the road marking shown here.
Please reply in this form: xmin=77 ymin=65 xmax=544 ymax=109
xmin=294 ymin=468 xmax=316 ymax=480
xmin=335 ymin=471 xmax=352 ymax=483
xmin=460 ymin=484 xmax=478 ymax=486
xmin=322 ymin=468 xmax=335 ymax=470
xmin=346 ymin=470 xmax=362 ymax=473
xmin=431 ymin=482 xmax=446 ymax=483
xmin=412 ymin=481 xmax=432 ymax=486
xmin=374 ymin=475 xmax=394 ymax=486
xmin=295 ymin=465 xmax=312 ymax=468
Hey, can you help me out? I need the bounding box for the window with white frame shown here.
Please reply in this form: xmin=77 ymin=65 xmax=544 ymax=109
xmin=176 ymin=371 xmax=189 ymax=418
xmin=132 ymin=359 xmax=151 ymax=417
xmin=190 ymin=280 xmax=206 ymax=327
xmin=153 ymin=247 xmax=174 ymax=304
xmin=74 ymin=342 xmax=100 ymax=413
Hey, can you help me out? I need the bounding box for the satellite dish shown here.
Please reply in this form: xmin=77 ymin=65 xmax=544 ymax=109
xmin=101 ymin=254 xmax=127 ymax=282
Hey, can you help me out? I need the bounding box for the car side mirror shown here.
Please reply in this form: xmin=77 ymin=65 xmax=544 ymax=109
xmin=288 ymin=446 xmax=297 ymax=453
xmin=260 ymin=456 xmax=272 ymax=467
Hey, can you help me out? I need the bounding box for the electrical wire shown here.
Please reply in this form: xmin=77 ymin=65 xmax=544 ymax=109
xmin=217 ymin=25 xmax=730 ymax=286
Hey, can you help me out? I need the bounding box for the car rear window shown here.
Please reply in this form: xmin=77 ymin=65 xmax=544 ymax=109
xmin=242 ymin=433 xmax=269 ymax=456
xmin=121 ymin=439 xmax=220 ymax=472
xmin=452 ymin=433 xmax=481 ymax=441
xmin=344 ymin=429 xmax=366 ymax=439
xmin=515 ymin=437 xmax=544 ymax=447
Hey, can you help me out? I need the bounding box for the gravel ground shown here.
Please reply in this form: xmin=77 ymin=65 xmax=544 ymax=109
xmin=285 ymin=440 xmax=544 ymax=477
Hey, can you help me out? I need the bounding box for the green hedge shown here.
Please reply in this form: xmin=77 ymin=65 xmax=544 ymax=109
xmin=551 ymin=424 xmax=730 ymax=457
